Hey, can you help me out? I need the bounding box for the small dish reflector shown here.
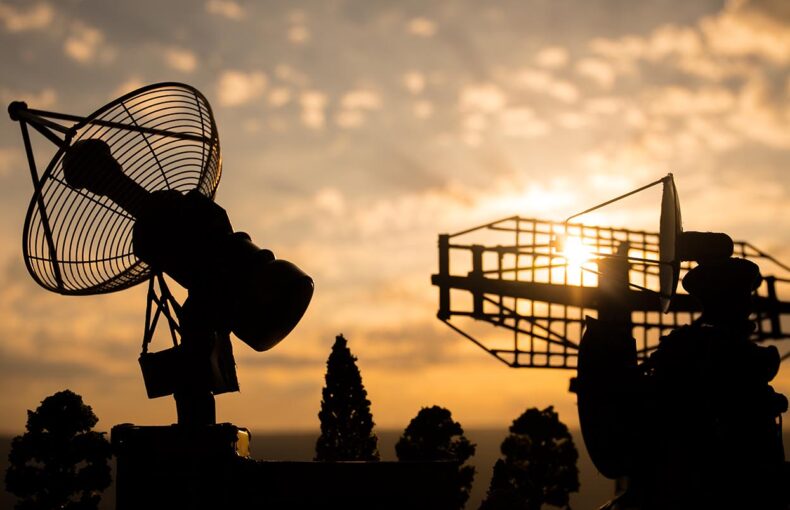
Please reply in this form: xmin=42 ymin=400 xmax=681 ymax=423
xmin=658 ymin=174 xmax=682 ymax=312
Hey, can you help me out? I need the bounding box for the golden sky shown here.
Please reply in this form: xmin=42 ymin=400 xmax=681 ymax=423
xmin=0 ymin=0 xmax=788 ymax=434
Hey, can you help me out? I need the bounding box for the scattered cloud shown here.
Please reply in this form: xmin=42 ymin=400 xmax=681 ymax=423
xmin=727 ymin=76 xmax=790 ymax=148
xmin=575 ymin=58 xmax=616 ymax=89
xmin=535 ymin=46 xmax=569 ymax=69
xmin=63 ymin=23 xmax=115 ymax=65
xmin=205 ymin=0 xmax=244 ymax=21
xmin=413 ymin=100 xmax=434 ymax=119
xmin=407 ymin=17 xmax=436 ymax=37
xmin=300 ymin=90 xmax=327 ymax=129
xmin=313 ymin=187 xmax=345 ymax=216
xmin=335 ymin=109 xmax=364 ymax=129
xmin=556 ymin=111 xmax=592 ymax=130
xmin=648 ymin=86 xmax=736 ymax=116
xmin=341 ymin=89 xmax=381 ymax=110
xmin=217 ymin=70 xmax=267 ymax=106
xmin=288 ymin=25 xmax=310 ymax=45
xmin=499 ymin=107 xmax=549 ymax=139
xmin=0 ymin=86 xmax=56 ymax=109
xmin=334 ymin=89 xmax=381 ymax=129
xmin=268 ymin=87 xmax=291 ymax=107
xmin=0 ymin=147 xmax=21 ymax=178
xmin=584 ymin=96 xmax=623 ymax=115
xmin=459 ymin=83 xmax=506 ymax=113
xmin=163 ymin=47 xmax=197 ymax=73
xmin=513 ymin=68 xmax=579 ymax=103
xmin=274 ymin=64 xmax=309 ymax=87
xmin=111 ymin=78 xmax=146 ymax=98
xmin=701 ymin=0 xmax=790 ymax=64
xmin=0 ymin=2 xmax=54 ymax=32
xmin=402 ymin=71 xmax=425 ymax=94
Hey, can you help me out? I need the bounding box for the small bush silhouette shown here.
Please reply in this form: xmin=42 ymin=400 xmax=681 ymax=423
xmin=480 ymin=406 xmax=579 ymax=510
xmin=5 ymin=390 xmax=112 ymax=510
xmin=396 ymin=405 xmax=476 ymax=509
xmin=315 ymin=334 xmax=379 ymax=461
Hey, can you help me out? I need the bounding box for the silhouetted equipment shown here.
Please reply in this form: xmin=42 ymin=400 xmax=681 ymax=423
xmin=9 ymin=83 xmax=314 ymax=425
xmin=433 ymin=174 xmax=789 ymax=507
xmin=431 ymin=174 xmax=790 ymax=369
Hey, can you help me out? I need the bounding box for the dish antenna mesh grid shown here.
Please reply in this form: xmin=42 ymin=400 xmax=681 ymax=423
xmin=432 ymin=216 xmax=789 ymax=369
xmin=19 ymin=83 xmax=221 ymax=295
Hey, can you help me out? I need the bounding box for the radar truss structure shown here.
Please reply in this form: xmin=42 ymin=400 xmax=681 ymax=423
xmin=431 ymin=216 xmax=790 ymax=369
xmin=11 ymin=82 xmax=221 ymax=295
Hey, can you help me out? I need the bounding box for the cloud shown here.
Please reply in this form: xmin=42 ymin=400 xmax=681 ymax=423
xmin=164 ymin=47 xmax=197 ymax=73
xmin=407 ymin=17 xmax=436 ymax=37
xmin=217 ymin=70 xmax=267 ymax=106
xmin=0 ymin=147 xmax=21 ymax=178
xmin=0 ymin=2 xmax=54 ymax=32
xmin=700 ymin=0 xmax=790 ymax=64
xmin=499 ymin=107 xmax=549 ymax=139
xmin=268 ymin=87 xmax=291 ymax=107
xmin=313 ymin=187 xmax=345 ymax=216
xmin=459 ymin=83 xmax=506 ymax=113
xmin=583 ymin=96 xmax=623 ymax=115
xmin=587 ymin=0 xmax=790 ymax=85
xmin=0 ymin=87 xmax=56 ymax=109
xmin=288 ymin=22 xmax=310 ymax=45
xmin=535 ymin=46 xmax=569 ymax=69
xmin=648 ymin=86 xmax=736 ymax=116
xmin=335 ymin=109 xmax=364 ymax=129
xmin=413 ymin=100 xmax=433 ymax=119
xmin=556 ymin=111 xmax=592 ymax=130
xmin=205 ymin=0 xmax=244 ymax=20
xmin=64 ymin=23 xmax=114 ymax=64
xmin=575 ymin=58 xmax=616 ymax=89
xmin=287 ymin=10 xmax=310 ymax=45
xmin=274 ymin=64 xmax=309 ymax=87
xmin=513 ymin=68 xmax=579 ymax=103
xmin=111 ymin=78 xmax=146 ymax=98
xmin=402 ymin=71 xmax=425 ymax=94
xmin=300 ymin=90 xmax=327 ymax=129
xmin=727 ymin=76 xmax=790 ymax=148
xmin=341 ymin=89 xmax=382 ymax=110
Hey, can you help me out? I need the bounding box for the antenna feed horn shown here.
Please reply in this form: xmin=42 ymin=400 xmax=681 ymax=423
xmin=8 ymin=101 xmax=28 ymax=122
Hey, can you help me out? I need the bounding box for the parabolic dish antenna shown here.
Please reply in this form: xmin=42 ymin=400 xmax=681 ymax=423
xmin=563 ymin=173 xmax=683 ymax=311
xmin=658 ymin=174 xmax=682 ymax=312
xmin=15 ymin=83 xmax=221 ymax=295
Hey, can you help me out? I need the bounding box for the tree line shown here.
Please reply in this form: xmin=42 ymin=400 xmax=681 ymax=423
xmin=5 ymin=333 xmax=579 ymax=510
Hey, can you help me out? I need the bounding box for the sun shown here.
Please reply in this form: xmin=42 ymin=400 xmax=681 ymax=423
xmin=557 ymin=235 xmax=595 ymax=271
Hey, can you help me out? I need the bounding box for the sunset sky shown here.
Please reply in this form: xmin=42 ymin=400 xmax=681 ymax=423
xmin=0 ymin=0 xmax=788 ymax=435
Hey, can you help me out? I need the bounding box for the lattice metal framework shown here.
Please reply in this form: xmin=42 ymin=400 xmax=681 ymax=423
xmin=432 ymin=216 xmax=790 ymax=369
xmin=13 ymin=82 xmax=221 ymax=295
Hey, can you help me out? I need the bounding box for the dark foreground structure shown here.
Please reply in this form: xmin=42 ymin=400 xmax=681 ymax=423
xmin=112 ymin=424 xmax=459 ymax=510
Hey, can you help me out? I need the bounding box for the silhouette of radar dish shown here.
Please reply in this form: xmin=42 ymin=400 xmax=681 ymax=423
xmin=9 ymin=82 xmax=314 ymax=425
xmin=432 ymin=174 xmax=790 ymax=368
xmin=9 ymin=83 xmax=221 ymax=294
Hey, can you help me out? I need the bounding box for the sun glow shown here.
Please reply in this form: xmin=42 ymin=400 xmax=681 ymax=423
xmin=557 ymin=235 xmax=595 ymax=271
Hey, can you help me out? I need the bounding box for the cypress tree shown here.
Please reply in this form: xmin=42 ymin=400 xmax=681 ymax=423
xmin=5 ymin=390 xmax=112 ymax=510
xmin=315 ymin=334 xmax=379 ymax=461
xmin=396 ymin=405 xmax=476 ymax=509
xmin=480 ymin=406 xmax=579 ymax=510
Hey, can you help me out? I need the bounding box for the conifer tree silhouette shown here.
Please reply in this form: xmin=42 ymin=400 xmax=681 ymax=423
xmin=315 ymin=334 xmax=379 ymax=461
xmin=5 ymin=390 xmax=111 ymax=510
xmin=480 ymin=406 xmax=579 ymax=510
xmin=396 ymin=405 xmax=476 ymax=509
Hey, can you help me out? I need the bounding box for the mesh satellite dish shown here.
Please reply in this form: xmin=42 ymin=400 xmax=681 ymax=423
xmin=9 ymin=82 xmax=314 ymax=424
xmin=10 ymin=83 xmax=221 ymax=294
